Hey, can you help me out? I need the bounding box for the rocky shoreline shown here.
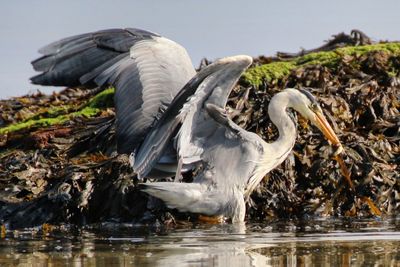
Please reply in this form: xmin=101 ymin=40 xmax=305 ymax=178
xmin=0 ymin=31 xmax=399 ymax=229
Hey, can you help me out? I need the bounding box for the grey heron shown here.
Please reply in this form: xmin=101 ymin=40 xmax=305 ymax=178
xmin=31 ymin=28 xmax=342 ymax=223
xmin=133 ymin=56 xmax=342 ymax=223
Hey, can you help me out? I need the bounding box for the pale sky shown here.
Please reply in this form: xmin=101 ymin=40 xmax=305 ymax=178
xmin=1 ymin=0 xmax=399 ymax=99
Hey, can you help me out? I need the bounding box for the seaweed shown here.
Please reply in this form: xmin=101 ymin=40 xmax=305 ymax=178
xmin=0 ymin=31 xmax=398 ymax=229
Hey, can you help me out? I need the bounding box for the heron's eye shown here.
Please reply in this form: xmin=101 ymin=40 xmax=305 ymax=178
xmin=310 ymin=103 xmax=318 ymax=110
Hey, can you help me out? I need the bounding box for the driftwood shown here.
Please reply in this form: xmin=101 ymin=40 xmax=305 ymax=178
xmin=0 ymin=31 xmax=399 ymax=229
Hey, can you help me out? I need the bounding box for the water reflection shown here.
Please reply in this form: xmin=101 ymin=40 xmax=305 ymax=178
xmin=0 ymin=219 xmax=400 ymax=266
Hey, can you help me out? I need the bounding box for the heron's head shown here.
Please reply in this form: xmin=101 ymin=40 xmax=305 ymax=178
xmin=287 ymin=88 xmax=342 ymax=148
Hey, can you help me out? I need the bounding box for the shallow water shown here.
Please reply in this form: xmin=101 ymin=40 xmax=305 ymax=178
xmin=1 ymin=218 xmax=400 ymax=267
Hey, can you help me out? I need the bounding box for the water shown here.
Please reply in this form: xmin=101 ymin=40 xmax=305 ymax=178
xmin=1 ymin=218 xmax=399 ymax=266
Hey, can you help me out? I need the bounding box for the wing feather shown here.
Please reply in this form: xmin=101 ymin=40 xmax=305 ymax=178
xmin=174 ymin=56 xmax=267 ymax=190
xmin=30 ymin=28 xmax=195 ymax=153
xmin=132 ymin=55 xmax=254 ymax=179
xmin=176 ymin=56 xmax=253 ymax=166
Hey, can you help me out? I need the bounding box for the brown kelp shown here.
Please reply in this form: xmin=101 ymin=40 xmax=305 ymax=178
xmin=0 ymin=31 xmax=398 ymax=228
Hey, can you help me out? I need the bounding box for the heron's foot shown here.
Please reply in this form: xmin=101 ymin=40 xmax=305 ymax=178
xmin=198 ymin=215 xmax=225 ymax=224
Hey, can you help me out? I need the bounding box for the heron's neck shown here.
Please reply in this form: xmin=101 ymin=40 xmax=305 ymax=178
xmin=245 ymin=91 xmax=299 ymax=198
xmin=266 ymin=91 xmax=297 ymax=163
xmin=245 ymin=91 xmax=298 ymax=198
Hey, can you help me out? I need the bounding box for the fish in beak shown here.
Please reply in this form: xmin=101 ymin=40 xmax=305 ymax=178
xmin=314 ymin=111 xmax=342 ymax=152
xmin=313 ymin=110 xmax=354 ymax=188
xmin=313 ymin=108 xmax=381 ymax=215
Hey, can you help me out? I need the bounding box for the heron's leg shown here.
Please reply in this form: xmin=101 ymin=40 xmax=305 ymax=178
xmin=198 ymin=215 xmax=225 ymax=224
xmin=174 ymin=157 xmax=183 ymax=182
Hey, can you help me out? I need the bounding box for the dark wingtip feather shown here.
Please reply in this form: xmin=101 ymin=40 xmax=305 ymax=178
xmin=30 ymin=73 xmax=47 ymax=85
xmin=136 ymin=183 xmax=148 ymax=191
xmin=31 ymin=55 xmax=54 ymax=72
xmin=125 ymin=28 xmax=160 ymax=38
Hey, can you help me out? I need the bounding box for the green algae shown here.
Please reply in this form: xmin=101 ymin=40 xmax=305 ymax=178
xmin=84 ymin=87 xmax=115 ymax=109
xmin=71 ymin=87 xmax=115 ymax=118
xmin=27 ymin=106 xmax=73 ymax=121
xmin=0 ymin=116 xmax=69 ymax=134
xmin=243 ymin=61 xmax=296 ymax=87
xmin=0 ymin=88 xmax=115 ymax=135
xmin=244 ymin=42 xmax=400 ymax=87
xmin=337 ymin=42 xmax=400 ymax=56
xmin=294 ymin=50 xmax=340 ymax=67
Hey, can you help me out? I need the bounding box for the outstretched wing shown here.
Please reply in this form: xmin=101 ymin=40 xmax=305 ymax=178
xmin=31 ymin=28 xmax=196 ymax=153
xmin=132 ymin=55 xmax=261 ymax=186
xmin=138 ymin=55 xmax=265 ymax=220
xmin=176 ymin=55 xmax=254 ymax=166
xmin=177 ymin=80 xmax=266 ymax=190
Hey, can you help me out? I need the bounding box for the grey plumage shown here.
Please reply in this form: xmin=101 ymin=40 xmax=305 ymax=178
xmin=31 ymin=28 xmax=196 ymax=154
xmin=136 ymin=58 xmax=342 ymax=222
xmin=137 ymin=55 xmax=264 ymax=222
xmin=132 ymin=56 xmax=256 ymax=179
xmin=31 ymin=28 xmax=342 ymax=223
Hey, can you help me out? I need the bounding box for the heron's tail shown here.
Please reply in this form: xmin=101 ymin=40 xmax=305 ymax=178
xmin=139 ymin=182 xmax=220 ymax=216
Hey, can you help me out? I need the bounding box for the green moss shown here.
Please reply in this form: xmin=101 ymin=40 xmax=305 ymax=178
xmin=243 ymin=61 xmax=296 ymax=87
xmin=0 ymin=116 xmax=69 ymax=134
xmin=85 ymin=87 xmax=115 ymax=109
xmin=243 ymin=42 xmax=400 ymax=87
xmin=0 ymin=88 xmax=115 ymax=135
xmin=337 ymin=42 xmax=400 ymax=56
xmin=72 ymin=106 xmax=101 ymax=118
xmin=295 ymin=51 xmax=340 ymax=68
xmin=28 ymin=105 xmax=73 ymax=121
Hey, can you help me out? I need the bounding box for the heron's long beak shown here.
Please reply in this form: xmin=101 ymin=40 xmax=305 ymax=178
xmin=314 ymin=111 xmax=341 ymax=147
